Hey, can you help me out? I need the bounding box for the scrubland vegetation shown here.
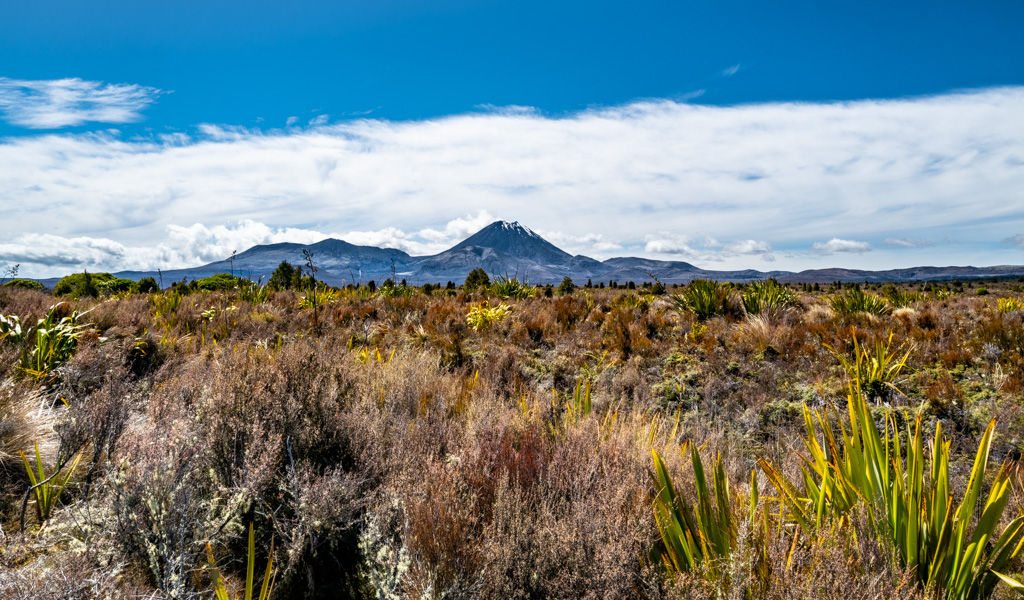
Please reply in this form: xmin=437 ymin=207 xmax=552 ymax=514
xmin=2 ymin=272 xmax=1024 ymax=599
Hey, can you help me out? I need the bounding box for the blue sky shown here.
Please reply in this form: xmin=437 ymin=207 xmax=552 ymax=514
xmin=2 ymin=0 xmax=1024 ymax=276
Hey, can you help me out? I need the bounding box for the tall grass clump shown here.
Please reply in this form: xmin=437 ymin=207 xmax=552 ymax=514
xmin=758 ymin=381 xmax=1024 ymax=599
xmin=489 ymin=274 xmax=535 ymax=300
xmin=20 ymin=442 xmax=82 ymax=525
xmin=20 ymin=303 xmax=90 ymax=380
xmin=651 ymin=445 xmax=737 ymax=574
xmin=882 ymin=285 xmax=925 ymax=309
xmin=298 ymin=283 xmax=340 ymax=309
xmin=671 ymin=279 xmax=735 ymax=321
xmin=0 ymin=313 xmax=23 ymax=344
xmin=829 ymin=287 xmax=892 ymax=316
xmin=651 ymin=443 xmax=768 ymax=594
xmin=998 ymin=297 xmax=1024 ymax=313
xmin=827 ymin=329 xmax=911 ymax=403
xmin=741 ymin=278 xmax=797 ymax=317
xmin=237 ymin=279 xmax=271 ymax=304
xmin=466 ymin=301 xmax=512 ymax=331
xmin=151 ymin=289 xmax=183 ymax=328
xmin=206 ymin=522 xmax=276 ymax=600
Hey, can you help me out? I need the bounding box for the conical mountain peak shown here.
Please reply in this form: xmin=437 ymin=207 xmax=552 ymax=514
xmin=449 ymin=220 xmax=571 ymax=264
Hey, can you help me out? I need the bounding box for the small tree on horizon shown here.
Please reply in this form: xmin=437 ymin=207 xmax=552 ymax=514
xmin=269 ymin=261 xmax=297 ymax=290
xmin=465 ymin=268 xmax=489 ymax=290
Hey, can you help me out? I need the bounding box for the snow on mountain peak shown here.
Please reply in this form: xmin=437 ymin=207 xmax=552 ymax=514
xmin=499 ymin=220 xmax=539 ymax=238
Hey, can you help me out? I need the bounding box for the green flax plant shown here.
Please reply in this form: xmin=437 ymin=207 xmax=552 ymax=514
xmin=613 ymin=291 xmax=652 ymax=311
xmin=0 ymin=313 xmax=23 ymax=344
xmin=563 ymin=379 xmax=592 ymax=425
xmin=237 ymin=279 xmax=270 ymax=304
xmin=998 ymin=298 xmax=1024 ymax=313
xmin=376 ymin=280 xmax=414 ymax=299
xmin=757 ymin=380 xmax=1024 ymax=599
xmin=298 ymin=283 xmax=340 ymax=309
xmin=671 ymin=279 xmax=734 ymax=321
xmin=20 ymin=442 xmax=82 ymax=525
xmin=150 ymin=289 xmax=183 ymax=330
xmin=466 ymin=301 xmax=512 ymax=331
xmin=882 ymin=286 xmax=926 ymax=309
xmin=206 ymin=522 xmax=276 ymax=600
xmin=20 ymin=303 xmax=90 ymax=380
xmin=828 ymin=287 xmax=892 ymax=317
xmin=651 ymin=443 xmax=768 ymax=593
xmin=826 ymin=329 xmax=912 ymax=403
xmin=489 ymin=274 xmax=536 ymax=300
xmin=741 ymin=279 xmax=797 ymax=317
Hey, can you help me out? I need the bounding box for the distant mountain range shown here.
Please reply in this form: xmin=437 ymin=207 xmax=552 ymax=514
xmin=37 ymin=221 xmax=1024 ymax=286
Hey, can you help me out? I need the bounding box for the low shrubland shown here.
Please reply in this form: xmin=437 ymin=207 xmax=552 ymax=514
xmin=0 ymin=278 xmax=1022 ymax=599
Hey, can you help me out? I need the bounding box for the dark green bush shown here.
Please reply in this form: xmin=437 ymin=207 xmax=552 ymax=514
xmin=54 ymin=272 xmax=109 ymax=298
xmin=96 ymin=277 xmax=136 ymax=294
xmin=268 ymin=261 xmax=298 ymax=290
xmin=137 ymin=277 xmax=159 ymax=293
xmin=196 ymin=273 xmax=241 ymax=291
xmin=465 ymin=268 xmax=489 ymax=290
xmin=53 ymin=271 xmax=141 ymax=297
xmin=3 ymin=279 xmax=43 ymax=290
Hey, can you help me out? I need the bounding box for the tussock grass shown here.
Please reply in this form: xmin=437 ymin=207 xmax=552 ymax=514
xmin=829 ymin=287 xmax=892 ymax=316
xmin=0 ymin=382 xmax=53 ymax=470
xmin=671 ymin=279 xmax=737 ymax=321
xmin=741 ymin=279 xmax=797 ymax=317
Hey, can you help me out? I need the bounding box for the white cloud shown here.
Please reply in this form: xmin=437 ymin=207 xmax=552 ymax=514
xmin=164 ymin=220 xmax=330 ymax=263
xmin=474 ymin=104 xmax=539 ymax=116
xmin=645 ymin=234 xmax=699 ymax=256
xmin=675 ymin=89 xmax=706 ymax=102
xmin=811 ymin=238 xmax=873 ymax=254
xmin=0 ymin=221 xmax=334 ymax=277
xmin=0 ymin=77 xmax=161 ymax=129
xmin=721 ymin=64 xmax=741 ymax=77
xmin=338 ymin=227 xmax=446 ymax=255
xmin=723 ymin=239 xmax=772 ymax=255
xmin=882 ymin=237 xmax=933 ymax=248
xmin=536 ymin=229 xmax=623 ymax=255
xmin=0 ymin=234 xmax=131 ymax=268
xmin=644 ymin=233 xmax=773 ymax=262
xmin=286 ymin=116 xmax=299 ymax=126
xmin=419 ymin=211 xmax=498 ymax=244
xmin=3 ymin=86 xmax=1024 ymax=275
xmin=308 ymin=114 xmax=330 ymax=126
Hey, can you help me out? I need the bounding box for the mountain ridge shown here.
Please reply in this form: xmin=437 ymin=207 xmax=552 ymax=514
xmin=28 ymin=221 xmax=1024 ymax=286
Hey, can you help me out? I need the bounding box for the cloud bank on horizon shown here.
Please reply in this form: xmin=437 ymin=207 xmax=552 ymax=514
xmin=2 ymin=78 xmax=1024 ymax=278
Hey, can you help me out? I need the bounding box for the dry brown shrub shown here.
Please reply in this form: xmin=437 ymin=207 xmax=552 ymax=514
xmin=552 ymin=294 xmax=592 ymax=331
xmin=462 ymin=420 xmax=548 ymax=515
xmin=475 ymin=345 xmax=529 ymax=402
xmin=402 ymin=461 xmax=484 ymax=599
xmin=478 ymin=418 xmax=659 ymax=600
